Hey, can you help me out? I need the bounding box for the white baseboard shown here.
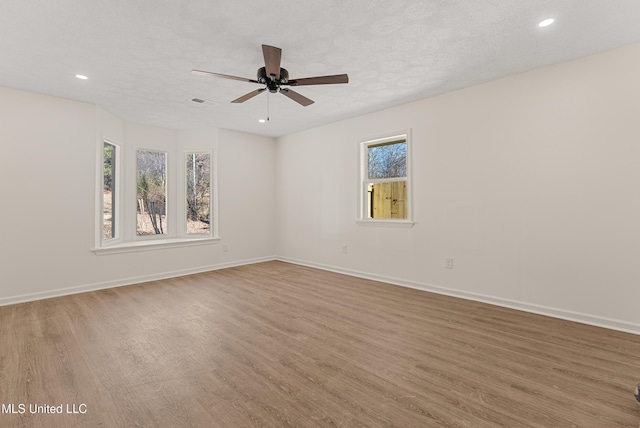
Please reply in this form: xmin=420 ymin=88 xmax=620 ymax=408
xmin=276 ymin=256 xmax=640 ymax=336
xmin=0 ymin=256 xmax=277 ymax=307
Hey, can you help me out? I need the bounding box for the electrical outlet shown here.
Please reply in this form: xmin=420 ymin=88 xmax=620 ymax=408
xmin=445 ymin=258 xmax=454 ymax=269
xmin=222 ymin=244 xmax=229 ymax=252
xmin=341 ymin=244 xmax=348 ymax=254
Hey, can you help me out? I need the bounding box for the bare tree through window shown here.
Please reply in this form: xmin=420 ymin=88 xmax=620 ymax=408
xmin=368 ymin=141 xmax=406 ymax=179
xmin=136 ymin=150 xmax=167 ymax=235
xmin=186 ymin=152 xmax=211 ymax=234
xmin=103 ymin=142 xmax=116 ymax=239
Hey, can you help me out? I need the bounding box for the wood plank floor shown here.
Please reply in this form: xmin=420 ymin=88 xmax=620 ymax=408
xmin=1 ymin=261 xmax=639 ymax=427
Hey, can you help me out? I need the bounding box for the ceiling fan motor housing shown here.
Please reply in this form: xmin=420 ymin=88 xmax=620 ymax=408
xmin=258 ymin=66 xmax=289 ymax=92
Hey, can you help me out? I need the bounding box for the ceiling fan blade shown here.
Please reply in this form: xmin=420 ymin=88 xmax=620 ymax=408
xmin=288 ymin=74 xmax=349 ymax=86
xmin=192 ymin=69 xmax=259 ymax=83
xmin=280 ymin=88 xmax=314 ymax=106
xmin=262 ymin=45 xmax=282 ymax=80
xmin=231 ymin=88 xmax=266 ymax=103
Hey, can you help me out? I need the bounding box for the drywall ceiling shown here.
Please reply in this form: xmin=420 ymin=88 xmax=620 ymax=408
xmin=2 ymin=1 xmax=640 ymax=138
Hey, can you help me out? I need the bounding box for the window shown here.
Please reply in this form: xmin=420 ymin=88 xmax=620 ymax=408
xmin=185 ymin=152 xmax=211 ymax=235
xmin=367 ymin=140 xmax=407 ymax=219
xmin=136 ymin=150 xmax=167 ymax=236
xmin=95 ymin=138 xmax=218 ymax=254
xmin=358 ymin=132 xmax=413 ymax=225
xmin=103 ymin=141 xmax=118 ymax=240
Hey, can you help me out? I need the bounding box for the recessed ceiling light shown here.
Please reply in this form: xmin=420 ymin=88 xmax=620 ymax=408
xmin=538 ymin=18 xmax=555 ymax=27
xmin=75 ymin=74 xmax=88 ymax=80
xmin=258 ymin=119 xmax=266 ymax=123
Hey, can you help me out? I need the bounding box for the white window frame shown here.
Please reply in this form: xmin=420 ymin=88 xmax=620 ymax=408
xmin=97 ymin=139 xmax=122 ymax=246
xmin=357 ymin=130 xmax=415 ymax=227
xmin=93 ymin=143 xmax=219 ymax=255
xmin=181 ymin=149 xmax=216 ymax=238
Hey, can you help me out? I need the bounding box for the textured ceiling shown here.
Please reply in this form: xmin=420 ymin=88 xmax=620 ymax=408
xmin=2 ymin=1 xmax=640 ymax=137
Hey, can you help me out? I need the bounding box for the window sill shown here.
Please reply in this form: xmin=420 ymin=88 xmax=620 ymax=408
xmin=356 ymin=220 xmax=415 ymax=228
xmin=92 ymin=237 xmax=220 ymax=255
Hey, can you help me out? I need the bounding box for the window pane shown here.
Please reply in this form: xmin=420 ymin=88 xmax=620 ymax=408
xmin=186 ymin=153 xmax=211 ymax=234
xmin=136 ymin=150 xmax=167 ymax=235
xmin=368 ymin=141 xmax=407 ymax=179
xmin=367 ymin=181 xmax=407 ymax=219
xmin=103 ymin=142 xmax=116 ymax=239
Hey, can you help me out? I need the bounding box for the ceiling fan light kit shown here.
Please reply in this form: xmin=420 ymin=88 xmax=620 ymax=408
xmin=192 ymin=44 xmax=349 ymax=108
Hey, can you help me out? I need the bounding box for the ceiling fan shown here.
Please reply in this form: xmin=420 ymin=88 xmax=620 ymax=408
xmin=192 ymin=44 xmax=348 ymax=107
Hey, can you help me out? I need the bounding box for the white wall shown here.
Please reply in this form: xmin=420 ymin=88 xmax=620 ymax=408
xmin=275 ymin=43 xmax=640 ymax=333
xmin=0 ymin=88 xmax=97 ymax=301
xmin=217 ymin=129 xmax=277 ymax=260
xmin=0 ymin=87 xmax=277 ymax=305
